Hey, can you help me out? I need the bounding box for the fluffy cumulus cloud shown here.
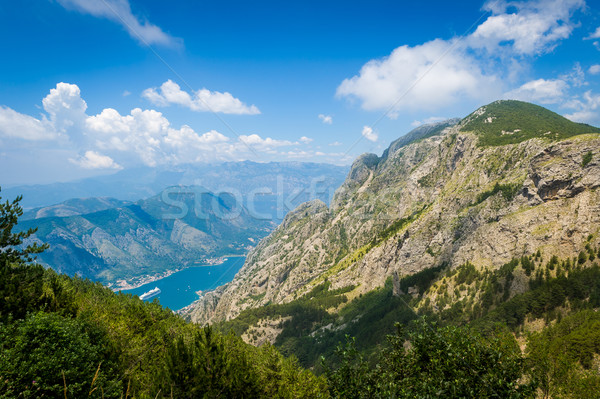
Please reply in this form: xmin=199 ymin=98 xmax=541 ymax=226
xmin=70 ymin=151 xmax=122 ymax=170
xmin=318 ymin=114 xmax=333 ymax=124
xmin=504 ymin=78 xmax=569 ymax=104
xmin=300 ymin=136 xmax=313 ymax=144
xmin=42 ymin=82 xmax=88 ymax=134
xmin=589 ymin=65 xmax=600 ymax=75
xmin=337 ymin=39 xmax=498 ymax=116
xmin=469 ymin=0 xmax=584 ymax=55
xmin=0 ymin=83 xmax=304 ymax=170
xmin=361 ymin=126 xmax=378 ymax=142
xmin=0 ymin=82 xmax=87 ymax=141
xmin=56 ymin=0 xmax=180 ymax=47
xmin=337 ymin=0 xmax=585 ymax=116
xmin=142 ymin=80 xmax=260 ymax=115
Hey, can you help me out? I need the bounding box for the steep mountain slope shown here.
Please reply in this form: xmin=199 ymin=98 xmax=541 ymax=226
xmin=18 ymin=186 xmax=273 ymax=288
xmin=187 ymin=100 xmax=600 ymax=327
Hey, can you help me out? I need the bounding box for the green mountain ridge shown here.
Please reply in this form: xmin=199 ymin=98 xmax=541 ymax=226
xmin=460 ymin=100 xmax=600 ymax=146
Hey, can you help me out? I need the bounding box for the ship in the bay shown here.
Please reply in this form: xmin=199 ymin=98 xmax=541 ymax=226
xmin=139 ymin=287 xmax=161 ymax=301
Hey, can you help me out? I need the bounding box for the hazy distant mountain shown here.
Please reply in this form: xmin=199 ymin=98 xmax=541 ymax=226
xmin=21 ymin=197 xmax=131 ymax=220
xmin=9 ymin=161 xmax=348 ymax=288
xmin=5 ymin=161 xmax=349 ymax=210
xmin=18 ymin=186 xmax=275 ymax=288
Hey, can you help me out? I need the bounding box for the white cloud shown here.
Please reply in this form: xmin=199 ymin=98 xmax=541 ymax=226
xmin=564 ymin=91 xmax=600 ymax=124
xmin=469 ymin=0 xmax=584 ymax=55
xmin=142 ymin=80 xmax=260 ymax=115
xmin=70 ymin=150 xmax=122 ymax=169
xmin=337 ymin=0 xmax=584 ymax=116
xmin=590 ymin=65 xmax=600 ymax=75
xmin=560 ymin=63 xmax=585 ymax=87
xmin=300 ymin=136 xmax=313 ymax=144
xmin=329 ymin=141 xmax=342 ymax=146
xmin=338 ymin=39 xmax=498 ymax=116
xmin=42 ymin=82 xmax=88 ymax=134
xmin=0 ymin=82 xmax=88 ymax=142
xmin=122 ymin=90 xmax=131 ymax=97
xmin=588 ymin=27 xmax=600 ymax=39
xmin=86 ymin=107 xmax=170 ymax=166
xmin=504 ymin=78 xmax=569 ymax=104
xmin=361 ymin=126 xmax=378 ymax=142
xmin=56 ymin=0 xmax=180 ymax=47
xmin=318 ymin=114 xmax=333 ymax=124
xmin=85 ymin=107 xmax=287 ymax=165
xmin=0 ymin=106 xmax=55 ymax=141
xmin=238 ymin=134 xmax=293 ymax=151
xmin=0 ymin=82 xmax=305 ymax=169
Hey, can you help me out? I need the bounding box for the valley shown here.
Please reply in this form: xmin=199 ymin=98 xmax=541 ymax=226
xmin=13 ymin=161 xmax=348 ymax=292
xmin=3 ymin=99 xmax=600 ymax=397
xmin=4 ymin=2 xmax=600 ymax=396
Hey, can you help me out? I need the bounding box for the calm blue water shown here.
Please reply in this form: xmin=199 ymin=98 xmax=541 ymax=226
xmin=121 ymin=257 xmax=245 ymax=311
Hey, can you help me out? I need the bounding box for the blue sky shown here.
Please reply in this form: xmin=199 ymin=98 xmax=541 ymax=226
xmin=1 ymin=0 xmax=599 ymax=185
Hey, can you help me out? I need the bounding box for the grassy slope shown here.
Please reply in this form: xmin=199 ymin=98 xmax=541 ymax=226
xmin=460 ymin=100 xmax=600 ymax=146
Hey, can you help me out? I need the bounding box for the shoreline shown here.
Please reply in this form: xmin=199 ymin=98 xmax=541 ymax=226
xmin=110 ymin=255 xmax=245 ymax=292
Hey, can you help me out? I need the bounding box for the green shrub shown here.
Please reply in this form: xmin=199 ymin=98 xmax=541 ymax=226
xmin=582 ymin=151 xmax=593 ymax=167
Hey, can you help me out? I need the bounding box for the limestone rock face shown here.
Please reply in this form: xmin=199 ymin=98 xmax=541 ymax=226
xmin=186 ymin=106 xmax=600 ymax=326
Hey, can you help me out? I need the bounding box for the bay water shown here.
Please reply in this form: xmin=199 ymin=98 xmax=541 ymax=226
xmin=121 ymin=256 xmax=245 ymax=311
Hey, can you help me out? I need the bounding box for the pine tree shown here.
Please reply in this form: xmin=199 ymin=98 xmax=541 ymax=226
xmin=0 ymin=187 xmax=48 ymax=266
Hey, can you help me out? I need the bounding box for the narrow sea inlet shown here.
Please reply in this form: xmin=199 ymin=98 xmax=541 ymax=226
xmin=121 ymin=257 xmax=245 ymax=311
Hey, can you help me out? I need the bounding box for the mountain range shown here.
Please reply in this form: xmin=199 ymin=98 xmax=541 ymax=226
xmin=4 ymin=99 xmax=600 ymax=396
xmin=5 ymin=161 xmax=348 ymax=211
xmin=12 ymin=162 xmax=348 ymax=289
xmin=184 ymin=100 xmax=600 ymax=369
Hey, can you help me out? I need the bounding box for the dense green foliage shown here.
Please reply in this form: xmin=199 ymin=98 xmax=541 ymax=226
xmin=324 ymin=321 xmax=534 ymax=398
xmin=582 ymin=151 xmax=593 ymax=167
xmin=527 ymin=310 xmax=600 ymax=398
xmin=460 ymin=100 xmax=600 ymax=146
xmin=435 ymin=255 xmax=600 ymax=331
xmin=0 ymin=192 xmax=326 ymax=398
xmin=0 ymin=312 xmax=121 ymax=398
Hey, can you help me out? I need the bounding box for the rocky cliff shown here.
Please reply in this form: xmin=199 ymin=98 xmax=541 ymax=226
xmin=187 ymin=100 xmax=600 ymax=326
